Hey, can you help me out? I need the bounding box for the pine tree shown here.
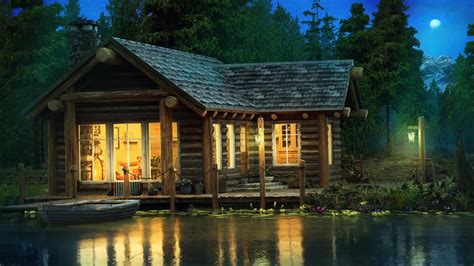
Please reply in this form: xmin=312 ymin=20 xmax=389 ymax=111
xmin=320 ymin=13 xmax=336 ymax=59
xmin=271 ymin=4 xmax=305 ymax=61
xmin=0 ymin=3 xmax=67 ymax=167
xmin=370 ymin=0 xmax=425 ymax=154
xmin=302 ymin=0 xmax=324 ymax=60
xmin=106 ymin=0 xmax=144 ymax=40
xmin=64 ymin=0 xmax=80 ymax=25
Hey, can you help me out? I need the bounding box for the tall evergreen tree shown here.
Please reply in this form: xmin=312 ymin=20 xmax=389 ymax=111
xmin=320 ymin=13 xmax=336 ymax=59
xmin=106 ymin=0 xmax=144 ymax=40
xmin=369 ymin=0 xmax=425 ymax=154
xmin=0 ymin=2 xmax=67 ymax=167
xmin=335 ymin=3 xmax=382 ymax=154
xmin=64 ymin=0 xmax=80 ymax=25
xmin=302 ymin=0 xmax=324 ymax=60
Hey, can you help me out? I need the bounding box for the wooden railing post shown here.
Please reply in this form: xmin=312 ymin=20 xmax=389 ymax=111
xmin=299 ymin=160 xmax=306 ymax=207
xmin=212 ymin=164 xmax=219 ymax=209
xmin=70 ymin=166 xmax=77 ymax=198
xmin=169 ymin=165 xmax=176 ymax=212
xmin=418 ymin=116 xmax=426 ymax=183
xmin=318 ymin=113 xmax=329 ymax=188
xmin=17 ymin=163 xmax=25 ymax=205
xmin=123 ymin=166 xmax=130 ymax=199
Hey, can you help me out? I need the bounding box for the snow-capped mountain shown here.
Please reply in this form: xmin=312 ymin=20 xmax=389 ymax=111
xmin=421 ymin=55 xmax=454 ymax=91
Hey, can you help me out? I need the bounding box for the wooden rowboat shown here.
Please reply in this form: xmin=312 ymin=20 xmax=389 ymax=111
xmin=38 ymin=199 xmax=140 ymax=225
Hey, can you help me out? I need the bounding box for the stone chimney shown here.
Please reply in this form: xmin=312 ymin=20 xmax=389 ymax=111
xmin=68 ymin=18 xmax=100 ymax=67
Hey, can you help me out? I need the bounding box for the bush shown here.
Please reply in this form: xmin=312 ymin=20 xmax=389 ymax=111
xmin=307 ymin=177 xmax=471 ymax=212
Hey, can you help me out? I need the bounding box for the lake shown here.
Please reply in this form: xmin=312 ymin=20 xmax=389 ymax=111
xmin=1 ymin=213 xmax=473 ymax=265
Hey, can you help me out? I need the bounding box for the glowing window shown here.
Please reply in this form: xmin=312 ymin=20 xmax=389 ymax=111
xmin=273 ymin=123 xmax=300 ymax=165
xmin=328 ymin=124 xmax=333 ymax=166
xmin=226 ymin=124 xmax=235 ymax=169
xmin=240 ymin=125 xmax=249 ymax=172
xmin=79 ymin=124 xmax=107 ymax=181
xmin=213 ymin=124 xmax=222 ymax=169
xmin=113 ymin=123 xmax=142 ymax=181
xmin=148 ymin=122 xmax=179 ymax=181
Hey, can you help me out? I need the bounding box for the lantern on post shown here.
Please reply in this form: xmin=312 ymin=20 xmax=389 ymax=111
xmin=408 ymin=116 xmax=427 ymax=183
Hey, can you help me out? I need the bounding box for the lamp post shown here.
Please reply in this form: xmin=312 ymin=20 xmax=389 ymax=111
xmin=408 ymin=116 xmax=426 ymax=183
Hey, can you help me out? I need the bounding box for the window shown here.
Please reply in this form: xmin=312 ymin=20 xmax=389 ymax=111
xmin=328 ymin=123 xmax=333 ymax=166
xmin=273 ymin=123 xmax=300 ymax=165
xmin=213 ymin=124 xmax=222 ymax=169
xmin=113 ymin=123 xmax=143 ymax=181
xmin=240 ymin=124 xmax=249 ymax=172
xmin=79 ymin=124 xmax=107 ymax=181
xmin=226 ymin=124 xmax=235 ymax=169
xmin=148 ymin=122 xmax=179 ymax=181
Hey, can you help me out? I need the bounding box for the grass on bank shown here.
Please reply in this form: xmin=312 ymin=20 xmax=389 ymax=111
xmin=0 ymin=183 xmax=48 ymax=205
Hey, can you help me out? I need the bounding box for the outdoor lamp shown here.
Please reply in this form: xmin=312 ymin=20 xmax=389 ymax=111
xmin=408 ymin=131 xmax=416 ymax=143
xmin=255 ymin=127 xmax=264 ymax=145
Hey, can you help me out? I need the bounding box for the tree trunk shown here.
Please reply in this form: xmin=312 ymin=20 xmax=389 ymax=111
xmin=385 ymin=104 xmax=392 ymax=155
xmin=455 ymin=133 xmax=474 ymax=191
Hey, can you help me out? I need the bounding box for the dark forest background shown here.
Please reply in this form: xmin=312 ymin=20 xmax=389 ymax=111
xmin=0 ymin=0 xmax=473 ymax=168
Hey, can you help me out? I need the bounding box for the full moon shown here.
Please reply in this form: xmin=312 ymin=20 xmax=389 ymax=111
xmin=430 ymin=19 xmax=441 ymax=29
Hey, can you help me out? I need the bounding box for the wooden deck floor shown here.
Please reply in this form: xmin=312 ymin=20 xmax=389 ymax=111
xmin=0 ymin=189 xmax=319 ymax=213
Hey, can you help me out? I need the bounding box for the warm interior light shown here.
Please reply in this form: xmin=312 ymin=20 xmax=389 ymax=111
xmin=408 ymin=131 xmax=416 ymax=143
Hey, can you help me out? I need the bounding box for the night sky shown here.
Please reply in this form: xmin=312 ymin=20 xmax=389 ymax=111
xmin=45 ymin=0 xmax=474 ymax=58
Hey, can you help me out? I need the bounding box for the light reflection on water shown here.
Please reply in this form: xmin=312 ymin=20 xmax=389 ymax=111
xmin=1 ymin=214 xmax=474 ymax=265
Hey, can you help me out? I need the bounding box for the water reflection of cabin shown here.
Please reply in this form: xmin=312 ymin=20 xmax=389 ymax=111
xmin=25 ymin=26 xmax=366 ymax=197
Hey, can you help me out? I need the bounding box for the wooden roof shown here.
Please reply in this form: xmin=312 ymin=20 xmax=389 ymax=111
xmin=25 ymin=37 xmax=364 ymax=117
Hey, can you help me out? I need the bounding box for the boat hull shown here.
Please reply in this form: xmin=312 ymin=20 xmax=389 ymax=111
xmin=38 ymin=200 xmax=140 ymax=225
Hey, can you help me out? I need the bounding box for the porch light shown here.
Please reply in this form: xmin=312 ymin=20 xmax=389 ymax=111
xmin=255 ymin=128 xmax=264 ymax=145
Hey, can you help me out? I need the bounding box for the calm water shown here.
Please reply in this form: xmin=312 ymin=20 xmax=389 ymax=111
xmin=1 ymin=214 xmax=473 ymax=265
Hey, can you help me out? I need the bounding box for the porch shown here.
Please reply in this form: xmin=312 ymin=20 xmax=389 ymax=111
xmin=0 ymin=189 xmax=319 ymax=213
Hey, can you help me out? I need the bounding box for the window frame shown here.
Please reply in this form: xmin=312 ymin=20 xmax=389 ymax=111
xmin=78 ymin=123 xmax=109 ymax=183
xmin=272 ymin=123 xmax=301 ymax=166
xmin=77 ymin=121 xmax=180 ymax=183
xmin=213 ymin=123 xmax=222 ymax=170
xmin=226 ymin=124 xmax=236 ymax=169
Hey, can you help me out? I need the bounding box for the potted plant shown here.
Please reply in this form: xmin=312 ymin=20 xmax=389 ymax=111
xmin=178 ymin=178 xmax=193 ymax=194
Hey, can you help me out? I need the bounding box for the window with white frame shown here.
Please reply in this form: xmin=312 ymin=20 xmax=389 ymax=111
xmin=78 ymin=122 xmax=180 ymax=182
xmin=113 ymin=123 xmax=143 ymax=181
xmin=226 ymin=124 xmax=235 ymax=169
xmin=213 ymin=124 xmax=222 ymax=169
xmin=273 ymin=123 xmax=300 ymax=165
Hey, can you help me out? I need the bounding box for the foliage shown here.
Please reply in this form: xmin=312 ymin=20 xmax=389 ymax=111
xmin=64 ymin=0 xmax=80 ymax=25
xmin=302 ymin=0 xmax=324 ymax=60
xmin=307 ymin=177 xmax=472 ymax=212
xmin=0 ymin=2 xmax=68 ymax=168
xmin=0 ymin=183 xmax=48 ymax=205
xmin=105 ymin=0 xmax=144 ymax=40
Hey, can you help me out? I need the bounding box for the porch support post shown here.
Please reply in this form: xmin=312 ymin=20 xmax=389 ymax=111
xmin=258 ymin=117 xmax=266 ymax=209
xmin=64 ymin=102 xmax=78 ymax=198
xmin=160 ymin=98 xmax=173 ymax=195
xmin=47 ymin=117 xmax=57 ymax=196
xmin=202 ymin=115 xmax=213 ymax=193
xmin=318 ymin=113 xmax=329 ymax=188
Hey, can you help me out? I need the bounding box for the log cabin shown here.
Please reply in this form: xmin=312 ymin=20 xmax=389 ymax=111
xmin=24 ymin=20 xmax=367 ymax=197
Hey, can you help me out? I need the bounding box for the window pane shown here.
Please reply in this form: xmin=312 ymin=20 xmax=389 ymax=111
xmin=328 ymin=124 xmax=333 ymax=166
xmin=148 ymin=122 xmax=179 ymax=181
xmin=114 ymin=123 xmax=142 ymax=181
xmin=226 ymin=124 xmax=235 ymax=169
xmin=79 ymin=124 xmax=107 ymax=181
xmin=149 ymin=123 xmax=161 ymax=180
xmin=213 ymin=124 xmax=222 ymax=169
xmin=274 ymin=123 xmax=300 ymax=165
